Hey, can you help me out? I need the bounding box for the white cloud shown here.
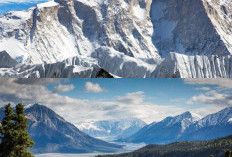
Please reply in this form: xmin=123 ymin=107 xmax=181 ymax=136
xmin=0 ymin=79 xmax=228 ymax=125
xmin=116 ymin=91 xmax=144 ymax=105
xmin=105 ymin=102 xmax=187 ymax=124
xmin=195 ymin=87 xmax=211 ymax=91
xmin=53 ymin=84 xmax=74 ymax=93
xmin=187 ymin=90 xmax=232 ymax=106
xmin=0 ymin=81 xmax=185 ymax=124
xmin=0 ymin=79 xmax=81 ymax=107
xmin=190 ymin=106 xmax=225 ymax=118
xmin=185 ymin=79 xmax=232 ymax=107
xmin=184 ymin=79 xmax=232 ymax=89
xmin=85 ymin=82 xmax=107 ymax=93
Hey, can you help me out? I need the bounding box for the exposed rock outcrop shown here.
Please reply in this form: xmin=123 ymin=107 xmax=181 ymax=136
xmin=0 ymin=0 xmax=232 ymax=78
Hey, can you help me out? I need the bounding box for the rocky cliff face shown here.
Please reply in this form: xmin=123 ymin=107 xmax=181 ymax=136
xmin=0 ymin=0 xmax=232 ymax=78
xmin=150 ymin=0 xmax=230 ymax=57
xmin=153 ymin=53 xmax=232 ymax=78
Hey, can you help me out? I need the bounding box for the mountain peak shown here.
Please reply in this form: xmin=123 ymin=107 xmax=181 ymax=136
xmin=166 ymin=111 xmax=193 ymax=122
xmin=179 ymin=111 xmax=192 ymax=118
xmin=25 ymin=103 xmax=56 ymax=114
xmin=174 ymin=111 xmax=202 ymax=121
xmin=24 ymin=103 xmax=41 ymax=109
xmin=36 ymin=1 xmax=59 ymax=10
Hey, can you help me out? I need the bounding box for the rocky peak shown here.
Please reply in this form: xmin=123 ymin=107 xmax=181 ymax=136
xmin=0 ymin=0 xmax=232 ymax=78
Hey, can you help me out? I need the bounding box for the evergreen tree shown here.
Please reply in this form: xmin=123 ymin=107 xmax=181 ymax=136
xmin=0 ymin=104 xmax=15 ymax=157
xmin=0 ymin=103 xmax=34 ymax=157
xmin=10 ymin=103 xmax=34 ymax=157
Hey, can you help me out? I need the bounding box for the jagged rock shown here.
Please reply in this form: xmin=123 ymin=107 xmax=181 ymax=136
xmin=0 ymin=51 xmax=18 ymax=68
xmin=153 ymin=52 xmax=232 ymax=78
xmin=96 ymin=68 xmax=114 ymax=78
xmin=0 ymin=0 xmax=232 ymax=78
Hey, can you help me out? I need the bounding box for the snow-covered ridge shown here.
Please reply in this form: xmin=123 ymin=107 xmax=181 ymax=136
xmin=77 ymin=118 xmax=147 ymax=140
xmin=36 ymin=1 xmax=59 ymax=9
xmin=196 ymin=107 xmax=232 ymax=127
xmin=0 ymin=0 xmax=232 ymax=78
xmin=120 ymin=107 xmax=232 ymax=144
xmin=160 ymin=111 xmax=201 ymax=133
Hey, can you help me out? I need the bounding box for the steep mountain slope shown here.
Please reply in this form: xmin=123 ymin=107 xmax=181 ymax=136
xmin=120 ymin=111 xmax=201 ymax=144
xmin=181 ymin=107 xmax=232 ymax=141
xmin=0 ymin=104 xmax=121 ymax=153
xmin=150 ymin=0 xmax=230 ymax=57
xmin=153 ymin=53 xmax=232 ymax=78
xmin=0 ymin=0 xmax=159 ymax=64
xmin=99 ymin=135 xmax=232 ymax=157
xmin=121 ymin=107 xmax=232 ymax=144
xmin=0 ymin=0 xmax=232 ymax=77
xmin=78 ymin=118 xmax=146 ymax=140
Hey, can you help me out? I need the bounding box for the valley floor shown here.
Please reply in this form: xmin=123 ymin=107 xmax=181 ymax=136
xmin=35 ymin=141 xmax=146 ymax=157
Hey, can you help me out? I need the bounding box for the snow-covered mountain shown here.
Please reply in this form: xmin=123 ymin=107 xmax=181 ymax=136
xmin=0 ymin=0 xmax=232 ymax=78
xmin=120 ymin=107 xmax=232 ymax=144
xmin=0 ymin=104 xmax=121 ymax=153
xmin=119 ymin=111 xmax=201 ymax=144
xmin=77 ymin=118 xmax=146 ymax=140
xmin=180 ymin=107 xmax=232 ymax=141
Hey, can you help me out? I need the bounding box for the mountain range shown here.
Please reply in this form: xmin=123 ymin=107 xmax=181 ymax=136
xmin=0 ymin=104 xmax=121 ymax=154
xmin=0 ymin=0 xmax=232 ymax=78
xmin=77 ymin=118 xmax=146 ymax=140
xmin=119 ymin=107 xmax=232 ymax=144
xmin=1 ymin=104 xmax=232 ymax=154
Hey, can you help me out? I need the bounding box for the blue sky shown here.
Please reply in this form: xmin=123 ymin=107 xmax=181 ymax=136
xmin=47 ymin=79 xmax=203 ymax=107
xmin=0 ymin=0 xmax=50 ymax=15
xmin=0 ymin=79 xmax=231 ymax=125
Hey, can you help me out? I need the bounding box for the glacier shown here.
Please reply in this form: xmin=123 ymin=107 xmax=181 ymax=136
xmin=0 ymin=0 xmax=232 ymax=78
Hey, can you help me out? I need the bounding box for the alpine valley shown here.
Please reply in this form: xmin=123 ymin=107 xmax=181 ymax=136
xmin=1 ymin=0 xmax=232 ymax=78
xmin=0 ymin=104 xmax=122 ymax=154
xmin=0 ymin=104 xmax=232 ymax=155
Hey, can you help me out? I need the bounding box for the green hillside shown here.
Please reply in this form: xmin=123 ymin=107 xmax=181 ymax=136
xmin=99 ymin=135 xmax=232 ymax=157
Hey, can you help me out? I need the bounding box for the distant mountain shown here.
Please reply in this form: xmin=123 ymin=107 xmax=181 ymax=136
xmin=180 ymin=107 xmax=232 ymax=141
xmin=99 ymin=135 xmax=232 ymax=157
xmin=119 ymin=111 xmax=201 ymax=144
xmin=77 ymin=118 xmax=146 ymax=140
xmin=0 ymin=104 xmax=121 ymax=154
xmin=120 ymin=107 xmax=232 ymax=144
